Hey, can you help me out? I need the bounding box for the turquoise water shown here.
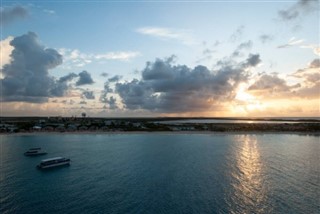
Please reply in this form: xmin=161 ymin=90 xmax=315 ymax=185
xmin=1 ymin=133 xmax=319 ymax=213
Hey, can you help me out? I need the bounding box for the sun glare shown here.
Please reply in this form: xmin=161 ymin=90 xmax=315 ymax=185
xmin=235 ymin=84 xmax=255 ymax=102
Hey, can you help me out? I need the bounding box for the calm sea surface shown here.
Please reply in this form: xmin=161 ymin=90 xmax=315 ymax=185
xmin=1 ymin=133 xmax=319 ymax=214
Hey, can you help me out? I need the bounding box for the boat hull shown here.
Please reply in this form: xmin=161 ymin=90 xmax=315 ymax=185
xmin=24 ymin=152 xmax=47 ymax=156
xmin=37 ymin=160 xmax=70 ymax=169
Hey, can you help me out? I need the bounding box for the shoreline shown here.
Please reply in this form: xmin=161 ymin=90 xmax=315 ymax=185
xmin=2 ymin=130 xmax=319 ymax=136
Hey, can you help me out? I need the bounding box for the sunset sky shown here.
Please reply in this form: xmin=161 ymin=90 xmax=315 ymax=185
xmin=0 ymin=0 xmax=319 ymax=117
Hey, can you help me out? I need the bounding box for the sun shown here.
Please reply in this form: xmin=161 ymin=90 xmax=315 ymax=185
xmin=233 ymin=84 xmax=266 ymax=114
xmin=235 ymin=84 xmax=255 ymax=102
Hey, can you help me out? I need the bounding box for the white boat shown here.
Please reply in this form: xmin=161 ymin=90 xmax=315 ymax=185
xmin=37 ymin=157 xmax=70 ymax=169
xmin=24 ymin=148 xmax=47 ymax=156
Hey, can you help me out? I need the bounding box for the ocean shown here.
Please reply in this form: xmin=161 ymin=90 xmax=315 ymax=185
xmin=0 ymin=133 xmax=319 ymax=213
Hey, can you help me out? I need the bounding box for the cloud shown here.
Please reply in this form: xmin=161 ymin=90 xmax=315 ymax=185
xmin=248 ymin=74 xmax=299 ymax=93
xmin=259 ymin=34 xmax=274 ymax=43
xmin=292 ymin=58 xmax=320 ymax=84
xmin=249 ymin=58 xmax=320 ymax=99
xmin=59 ymin=49 xmax=140 ymax=69
xmin=0 ymin=5 xmax=29 ymax=25
xmin=61 ymin=99 xmax=75 ymax=105
xmin=43 ymin=9 xmax=55 ymax=15
xmin=300 ymin=44 xmax=320 ymax=56
xmin=99 ymin=81 xmax=118 ymax=109
xmin=244 ymin=54 xmax=261 ymax=67
xmin=108 ymin=75 xmax=122 ymax=82
xmin=115 ymin=54 xmax=261 ymax=113
xmin=278 ymin=0 xmax=319 ymax=21
xmin=95 ymin=52 xmax=140 ymax=61
xmin=81 ymin=90 xmax=95 ymax=99
xmin=58 ymin=73 xmax=78 ymax=83
xmin=232 ymin=40 xmax=253 ymax=57
xmin=229 ymin=25 xmax=245 ymax=42
xmin=102 ymin=96 xmax=118 ymax=110
xmin=277 ymin=37 xmax=304 ymax=48
xmin=0 ymin=32 xmax=68 ymax=103
xmin=76 ymin=70 xmax=94 ymax=86
xmin=100 ymin=72 xmax=108 ymax=77
xmin=136 ymin=27 xmax=196 ymax=45
xmin=309 ymin=58 xmax=320 ymax=68
xmin=99 ymin=81 xmax=114 ymax=104
xmin=0 ymin=36 xmax=14 ymax=69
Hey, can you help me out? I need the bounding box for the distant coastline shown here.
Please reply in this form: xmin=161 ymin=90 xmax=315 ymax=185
xmin=1 ymin=117 xmax=319 ymax=134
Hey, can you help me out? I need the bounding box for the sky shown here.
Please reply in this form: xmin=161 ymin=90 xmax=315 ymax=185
xmin=0 ymin=0 xmax=319 ymax=117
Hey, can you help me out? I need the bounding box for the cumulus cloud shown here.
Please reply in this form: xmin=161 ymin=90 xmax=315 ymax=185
xmin=248 ymin=74 xmax=299 ymax=93
xmin=102 ymin=96 xmax=118 ymax=110
xmin=115 ymin=54 xmax=261 ymax=113
xmin=58 ymin=73 xmax=78 ymax=83
xmin=0 ymin=36 xmax=14 ymax=69
xmin=249 ymin=58 xmax=320 ymax=99
xmin=309 ymin=58 xmax=320 ymax=68
xmin=99 ymin=81 xmax=118 ymax=109
xmin=244 ymin=54 xmax=261 ymax=67
xmin=81 ymin=90 xmax=95 ymax=99
xmin=108 ymin=75 xmax=122 ymax=82
xmin=292 ymin=58 xmax=320 ymax=86
xmin=278 ymin=0 xmax=319 ymax=21
xmin=0 ymin=5 xmax=29 ymax=25
xmin=76 ymin=70 xmax=94 ymax=86
xmin=0 ymin=32 xmax=68 ymax=103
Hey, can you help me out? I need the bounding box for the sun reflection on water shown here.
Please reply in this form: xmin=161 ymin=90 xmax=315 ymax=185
xmin=227 ymin=135 xmax=270 ymax=214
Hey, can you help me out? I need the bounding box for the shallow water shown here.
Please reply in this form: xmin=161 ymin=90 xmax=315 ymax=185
xmin=0 ymin=133 xmax=319 ymax=214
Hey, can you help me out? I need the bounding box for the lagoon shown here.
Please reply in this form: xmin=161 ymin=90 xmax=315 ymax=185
xmin=1 ymin=133 xmax=319 ymax=213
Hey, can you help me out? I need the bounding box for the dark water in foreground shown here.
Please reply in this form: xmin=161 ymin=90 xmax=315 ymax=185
xmin=1 ymin=134 xmax=319 ymax=214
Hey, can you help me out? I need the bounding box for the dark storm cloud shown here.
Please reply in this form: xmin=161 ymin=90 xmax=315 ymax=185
xmin=108 ymin=75 xmax=122 ymax=82
xmin=0 ymin=32 xmax=67 ymax=103
xmin=278 ymin=0 xmax=318 ymax=21
xmin=81 ymin=90 xmax=95 ymax=100
xmin=115 ymin=54 xmax=261 ymax=113
xmin=76 ymin=70 xmax=94 ymax=86
xmin=0 ymin=5 xmax=29 ymax=25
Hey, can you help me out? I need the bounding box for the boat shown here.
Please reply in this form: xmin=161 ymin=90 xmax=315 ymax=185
xmin=24 ymin=148 xmax=47 ymax=156
xmin=37 ymin=157 xmax=71 ymax=169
